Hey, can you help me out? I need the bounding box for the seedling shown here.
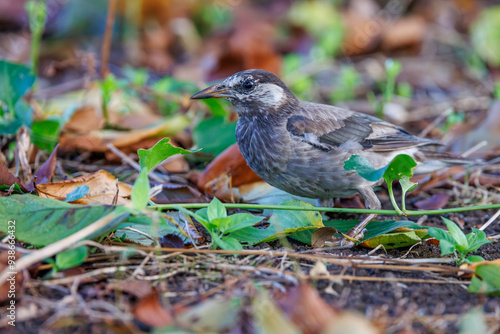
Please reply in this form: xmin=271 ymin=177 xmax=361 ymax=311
xmin=132 ymin=138 xmax=194 ymax=210
xmin=25 ymin=0 xmax=47 ymax=77
xmin=331 ymin=65 xmax=361 ymax=103
xmin=428 ymin=217 xmax=492 ymax=265
xmin=368 ymin=59 xmax=403 ymax=119
xmin=177 ymin=198 xmax=264 ymax=250
xmin=344 ymin=154 xmax=417 ymax=215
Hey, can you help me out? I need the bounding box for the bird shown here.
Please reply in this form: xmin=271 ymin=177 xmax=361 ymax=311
xmin=191 ymin=69 xmax=474 ymax=247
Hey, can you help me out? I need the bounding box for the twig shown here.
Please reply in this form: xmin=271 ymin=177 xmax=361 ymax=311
xmin=100 ymin=0 xmax=118 ymax=78
xmin=480 ymin=209 xmax=500 ymax=231
xmin=0 ymin=211 xmax=129 ymax=284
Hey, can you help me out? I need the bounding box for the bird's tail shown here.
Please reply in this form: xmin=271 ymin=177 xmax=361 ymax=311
xmin=414 ymin=150 xmax=483 ymax=175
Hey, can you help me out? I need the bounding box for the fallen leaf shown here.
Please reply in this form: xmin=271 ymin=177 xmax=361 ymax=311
xmin=381 ymin=16 xmax=427 ymax=52
xmin=459 ymin=259 xmax=500 ymax=278
xmin=62 ymin=106 xmax=104 ymax=134
xmin=198 ymin=143 xmax=261 ymax=194
xmin=274 ymin=283 xmax=338 ymax=334
xmin=59 ymin=115 xmax=190 ymax=153
xmin=36 ymin=169 xmax=132 ymax=206
xmin=0 ymin=163 xmax=26 ymax=191
xmin=414 ymin=193 xmax=451 ymax=210
xmin=311 ymin=227 xmax=338 ymax=248
xmin=134 ymin=292 xmax=174 ymax=328
xmin=159 ymin=233 xmax=184 ymax=248
xmin=26 ymin=144 xmax=59 ymax=192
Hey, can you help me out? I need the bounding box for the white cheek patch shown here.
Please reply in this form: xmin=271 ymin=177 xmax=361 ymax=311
xmin=254 ymin=83 xmax=284 ymax=107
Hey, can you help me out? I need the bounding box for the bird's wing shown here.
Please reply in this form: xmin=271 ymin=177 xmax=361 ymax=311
xmin=287 ymin=102 xmax=439 ymax=152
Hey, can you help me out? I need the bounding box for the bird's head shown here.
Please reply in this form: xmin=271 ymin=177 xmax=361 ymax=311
xmin=190 ymin=69 xmax=298 ymax=113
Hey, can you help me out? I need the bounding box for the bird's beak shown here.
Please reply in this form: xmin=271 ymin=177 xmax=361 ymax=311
xmin=190 ymin=84 xmax=232 ymax=100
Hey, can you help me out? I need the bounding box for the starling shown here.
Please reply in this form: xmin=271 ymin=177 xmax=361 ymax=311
xmin=191 ymin=69 xmax=473 ymax=246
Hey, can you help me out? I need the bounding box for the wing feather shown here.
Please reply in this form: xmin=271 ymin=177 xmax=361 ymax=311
xmin=287 ymin=102 xmax=439 ymax=152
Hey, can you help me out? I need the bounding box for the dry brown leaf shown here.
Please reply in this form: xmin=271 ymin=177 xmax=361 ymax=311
xmin=198 ymin=143 xmax=261 ymax=193
xmin=341 ymin=0 xmax=382 ymax=56
xmin=59 ymin=115 xmax=190 ymax=153
xmin=274 ymin=283 xmax=339 ymax=334
xmin=311 ymin=227 xmax=338 ymax=248
xmin=202 ymin=5 xmax=281 ymax=79
xmin=15 ymin=126 xmax=33 ymax=185
xmin=381 ymin=16 xmax=427 ymax=51
xmin=62 ymin=106 xmax=105 ymax=134
xmin=26 ymin=144 xmax=59 ymax=192
xmin=459 ymin=259 xmax=500 ymax=278
xmin=0 ymin=163 xmax=25 ymax=191
xmin=133 ymin=292 xmax=174 ymax=328
xmin=36 ymin=169 xmax=133 ymax=206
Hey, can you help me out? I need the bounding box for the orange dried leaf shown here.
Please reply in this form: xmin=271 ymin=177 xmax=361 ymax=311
xmin=36 ymin=170 xmax=132 ymax=206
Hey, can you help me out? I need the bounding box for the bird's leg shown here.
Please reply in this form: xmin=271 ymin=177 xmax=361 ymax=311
xmin=327 ymin=187 xmax=380 ymax=247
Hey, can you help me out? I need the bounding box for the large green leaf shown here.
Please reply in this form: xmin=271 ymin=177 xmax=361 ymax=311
xmin=0 ymin=194 xmax=130 ymax=246
xmin=192 ymin=117 xmax=237 ymax=156
xmin=31 ymin=119 xmax=61 ymax=151
xmin=289 ymin=219 xmax=425 ymax=246
xmin=468 ymin=263 xmax=500 ymax=296
xmin=138 ymin=137 xmax=193 ymax=172
xmin=229 ymin=201 xmax=324 ymax=245
xmin=0 ymin=60 xmax=36 ymax=112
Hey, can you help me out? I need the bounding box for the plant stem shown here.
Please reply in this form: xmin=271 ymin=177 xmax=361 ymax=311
xmin=386 ymin=181 xmax=403 ymax=215
xmin=151 ymin=203 xmax=500 ymax=217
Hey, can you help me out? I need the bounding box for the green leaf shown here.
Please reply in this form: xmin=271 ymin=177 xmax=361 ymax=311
xmin=438 ymin=239 xmax=457 ymax=256
xmin=63 ymin=184 xmax=89 ymax=202
xmin=116 ymin=215 xmax=183 ymax=246
xmin=201 ymin=99 xmax=230 ymax=117
xmin=470 ymin=6 xmax=500 ymax=67
xmin=131 ymin=169 xmax=150 ymax=210
xmin=0 ymin=194 xmax=130 ymax=246
xmin=428 ymin=226 xmax=457 ymax=256
xmin=467 ymin=228 xmax=493 ymax=252
xmin=207 ymin=197 xmax=227 ymax=221
xmin=343 ymin=155 xmax=387 ymax=182
xmin=0 ymin=60 xmax=36 ymax=113
xmin=382 ymin=154 xmax=417 ymax=184
xmin=212 ymin=235 xmax=243 ymax=251
xmin=31 ymin=119 xmax=61 ymax=152
xmin=361 ymin=230 xmax=428 ymax=249
xmin=400 ymin=176 xmax=417 ymax=211
xmin=55 ymin=245 xmax=88 ymax=270
xmin=466 ymin=255 xmax=486 ymax=263
xmin=192 ymin=117 xmax=237 ymax=156
xmin=219 ymin=214 xmax=264 ymax=234
xmin=468 ymin=263 xmax=500 ymax=296
xmin=175 ymin=206 xmax=210 ymax=226
xmin=459 ymin=308 xmax=488 ymax=334
xmin=290 ymin=219 xmax=425 ymax=246
xmin=138 ymin=137 xmax=193 ymax=172
xmin=229 ymin=201 xmax=323 ymax=245
xmin=442 ymin=217 xmax=468 ymax=249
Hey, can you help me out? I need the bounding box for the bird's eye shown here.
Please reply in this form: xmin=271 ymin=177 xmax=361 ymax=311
xmin=242 ymin=79 xmax=254 ymax=90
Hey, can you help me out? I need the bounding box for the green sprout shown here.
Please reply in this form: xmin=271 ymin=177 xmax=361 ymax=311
xmin=25 ymin=0 xmax=47 ymax=78
xmin=428 ymin=218 xmax=492 ymax=265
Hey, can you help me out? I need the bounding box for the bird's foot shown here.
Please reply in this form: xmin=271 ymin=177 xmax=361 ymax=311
xmin=322 ymin=213 xmax=378 ymax=248
xmin=325 ymin=230 xmax=365 ymax=248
